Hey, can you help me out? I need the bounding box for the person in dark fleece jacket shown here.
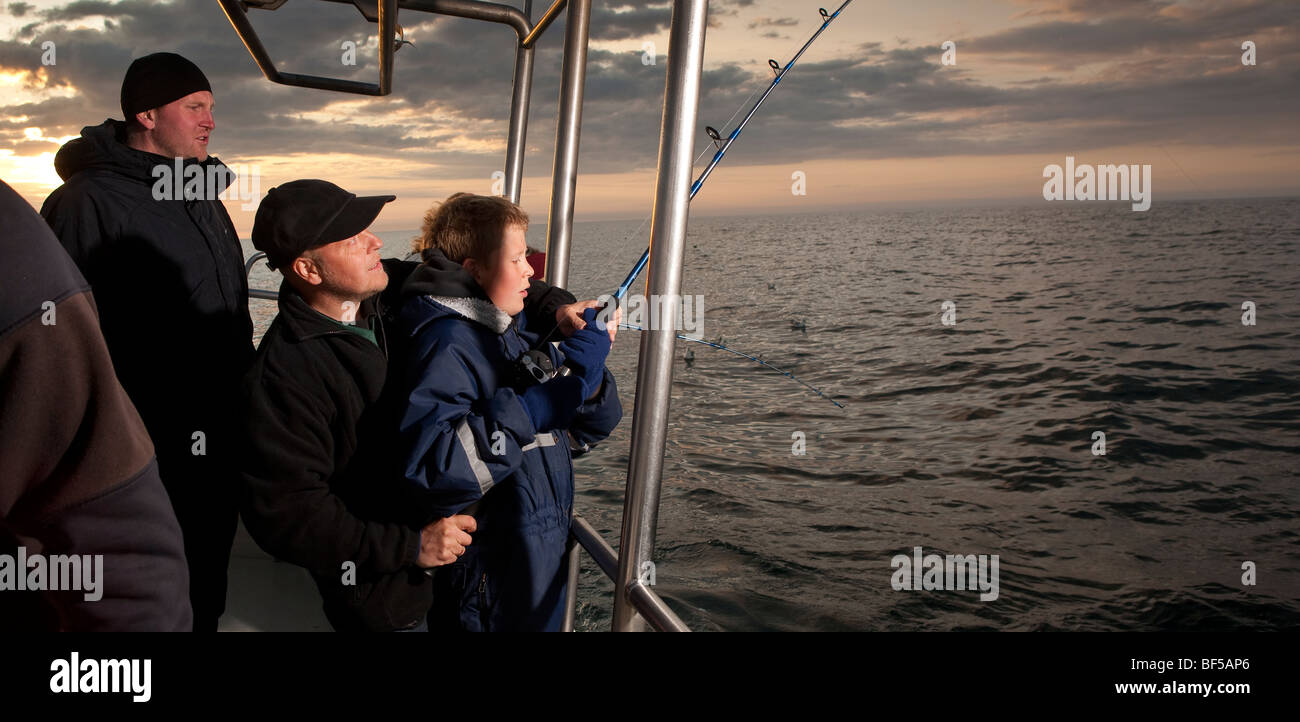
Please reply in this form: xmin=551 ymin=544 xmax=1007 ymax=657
xmin=240 ymin=180 xmax=596 ymax=631
xmin=0 ymin=179 xmax=191 ymax=632
xmin=398 ymin=194 xmax=621 ymax=632
xmin=39 ymin=52 xmax=252 ymax=631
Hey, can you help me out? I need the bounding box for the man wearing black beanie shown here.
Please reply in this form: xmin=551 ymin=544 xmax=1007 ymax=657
xmin=119 ymin=51 xmax=216 ymax=161
xmin=41 ymin=52 xmax=251 ymax=631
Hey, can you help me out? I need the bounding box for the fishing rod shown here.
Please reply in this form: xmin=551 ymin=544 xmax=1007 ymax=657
xmin=612 ymin=0 xmax=855 ymax=303
xmin=618 ymin=323 xmax=845 ymax=409
xmin=534 ymin=3 xmax=854 ymax=407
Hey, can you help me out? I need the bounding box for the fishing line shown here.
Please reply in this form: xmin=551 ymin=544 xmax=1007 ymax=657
xmin=617 ymin=322 xmax=845 ymax=409
xmin=611 ymin=0 xmax=855 ymax=303
xmin=536 ymin=3 xmax=855 ymax=407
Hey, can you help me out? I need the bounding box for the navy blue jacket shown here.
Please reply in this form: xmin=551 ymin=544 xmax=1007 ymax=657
xmin=397 ymin=251 xmax=621 ymax=631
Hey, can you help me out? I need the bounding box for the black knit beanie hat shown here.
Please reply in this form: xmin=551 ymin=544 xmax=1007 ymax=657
xmin=120 ymin=52 xmax=212 ymax=121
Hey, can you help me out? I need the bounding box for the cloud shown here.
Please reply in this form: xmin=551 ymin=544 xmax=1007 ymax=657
xmin=589 ymin=1 xmax=672 ymax=41
xmin=41 ymin=0 xmax=133 ymax=22
xmin=747 ymin=17 xmax=798 ymax=30
xmin=0 ymin=0 xmax=1296 ymax=203
xmin=965 ymin=0 xmax=1298 ymax=62
xmin=587 ymin=0 xmax=762 ymax=39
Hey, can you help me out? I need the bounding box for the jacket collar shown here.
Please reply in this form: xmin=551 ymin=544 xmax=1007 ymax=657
xmin=277 ymin=279 xmax=383 ymax=347
xmin=424 ymin=295 xmax=513 ymax=334
xmin=400 ymin=248 xmax=514 ymax=335
xmin=54 ymin=118 xmax=235 ymax=191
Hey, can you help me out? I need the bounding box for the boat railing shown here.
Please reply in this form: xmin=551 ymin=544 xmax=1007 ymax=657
xmin=245 ymin=251 xmax=278 ymax=300
xmin=227 ymin=0 xmax=704 ymax=632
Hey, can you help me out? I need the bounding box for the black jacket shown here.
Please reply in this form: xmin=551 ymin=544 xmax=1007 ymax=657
xmin=40 ymin=119 xmax=254 ymax=476
xmin=238 ymin=259 xmax=576 ymax=631
xmin=1 ymin=179 xmax=191 ymax=631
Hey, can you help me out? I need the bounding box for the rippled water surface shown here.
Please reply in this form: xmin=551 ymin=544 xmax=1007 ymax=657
xmin=244 ymin=198 xmax=1300 ymax=631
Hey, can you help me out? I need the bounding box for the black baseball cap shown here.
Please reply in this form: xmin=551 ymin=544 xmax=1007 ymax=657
xmin=252 ymin=179 xmax=395 ymax=271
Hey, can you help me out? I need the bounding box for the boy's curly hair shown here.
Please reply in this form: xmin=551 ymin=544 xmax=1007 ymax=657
xmin=413 ymin=193 xmax=530 ymax=265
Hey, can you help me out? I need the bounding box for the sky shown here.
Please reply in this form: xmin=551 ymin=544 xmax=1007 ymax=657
xmin=1 ymin=0 xmax=1297 ymax=234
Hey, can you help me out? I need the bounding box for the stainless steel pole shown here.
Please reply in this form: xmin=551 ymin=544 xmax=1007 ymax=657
xmin=560 ymin=534 xmax=580 ymax=632
xmin=542 ymin=0 xmax=590 ymax=288
xmin=503 ymin=0 xmax=534 ymax=203
xmin=522 ymin=0 xmax=567 ymax=48
xmin=390 ymin=0 xmax=530 ymax=36
xmin=611 ymin=0 xmax=708 ymax=632
xmin=628 ymin=580 xmax=690 ymax=632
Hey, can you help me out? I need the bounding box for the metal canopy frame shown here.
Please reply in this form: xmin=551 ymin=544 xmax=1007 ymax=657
xmin=223 ymin=0 xmax=706 ymax=632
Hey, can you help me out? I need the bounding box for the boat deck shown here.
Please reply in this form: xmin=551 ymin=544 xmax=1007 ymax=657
xmin=219 ymin=521 xmax=331 ymax=632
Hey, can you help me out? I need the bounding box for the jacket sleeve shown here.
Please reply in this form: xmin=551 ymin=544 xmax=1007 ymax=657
xmin=523 ymin=279 xmax=577 ymax=339
xmin=570 ymin=369 xmax=622 ymax=448
xmin=0 ymin=291 xmax=193 ymax=632
xmin=239 ymin=366 xmax=421 ymax=579
xmin=400 ymin=328 xmax=563 ymax=519
xmin=1 ymin=173 xmax=192 ymax=631
xmin=40 ymin=183 xmax=112 ymax=282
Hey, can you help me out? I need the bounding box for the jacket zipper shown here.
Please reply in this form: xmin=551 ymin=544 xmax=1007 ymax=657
xmin=478 ymin=571 xmax=489 ymax=632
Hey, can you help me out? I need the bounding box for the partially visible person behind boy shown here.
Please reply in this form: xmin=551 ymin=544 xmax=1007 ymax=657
xmin=397 ymin=193 xmax=622 ymax=632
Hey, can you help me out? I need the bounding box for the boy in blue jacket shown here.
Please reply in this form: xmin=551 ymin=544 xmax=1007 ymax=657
xmin=396 ymin=193 xmax=621 ymax=631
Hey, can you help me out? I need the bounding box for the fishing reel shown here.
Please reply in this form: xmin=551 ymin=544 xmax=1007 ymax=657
xmin=512 ymin=348 xmax=577 ymax=391
xmin=512 ymin=349 xmax=593 ymax=456
xmin=513 ymin=349 xmax=556 ymax=389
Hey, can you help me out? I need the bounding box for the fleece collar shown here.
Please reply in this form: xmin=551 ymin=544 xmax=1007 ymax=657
xmin=425 ymin=296 xmax=513 ymax=335
xmin=400 ymin=248 xmax=516 ymax=335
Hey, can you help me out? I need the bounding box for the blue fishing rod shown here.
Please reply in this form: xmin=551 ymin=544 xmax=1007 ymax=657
xmin=534 ymin=4 xmax=854 ymax=406
xmin=591 ymin=2 xmax=854 ymax=408
xmin=611 ymin=0 xmax=855 ymax=303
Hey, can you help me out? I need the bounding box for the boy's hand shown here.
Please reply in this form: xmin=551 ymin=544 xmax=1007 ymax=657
xmin=557 ymin=300 xmax=619 ymax=345
xmin=559 ymin=308 xmax=612 ymax=399
xmin=418 ymin=514 xmax=477 ymax=568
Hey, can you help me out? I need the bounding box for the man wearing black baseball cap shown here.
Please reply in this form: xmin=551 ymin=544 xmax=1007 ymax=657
xmin=253 ymin=179 xmax=397 ymax=316
xmin=239 ymin=179 xmax=453 ymax=631
xmin=239 ymin=179 xmax=599 ymax=631
xmin=41 ymin=52 xmax=251 ymax=631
